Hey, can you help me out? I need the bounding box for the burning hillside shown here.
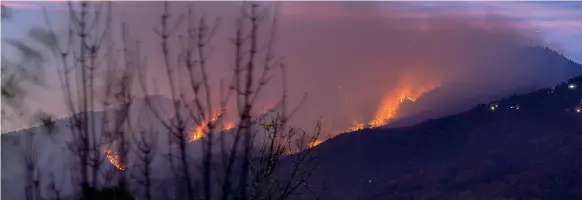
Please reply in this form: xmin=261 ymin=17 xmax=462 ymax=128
xmin=90 ymin=1 xmax=573 ymax=153
xmin=104 ymin=148 xmax=127 ymax=171
xmin=104 ymin=110 xmax=233 ymax=171
xmin=287 ymin=73 xmax=582 ymax=200
xmin=188 ymin=111 xmax=227 ymax=143
xmin=103 ymin=104 xmax=280 ymax=170
xmin=306 ymin=72 xmax=442 ymax=148
xmin=347 ymin=71 xmax=442 ymax=132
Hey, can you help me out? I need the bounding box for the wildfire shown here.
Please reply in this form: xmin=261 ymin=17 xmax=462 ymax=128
xmin=308 ymin=139 xmax=324 ymax=148
xmin=105 ymin=148 xmax=126 ymax=170
xmin=104 ymin=110 xmax=232 ymax=171
xmin=368 ymin=72 xmax=440 ymax=128
xmin=188 ymin=111 xmax=226 ymax=143
xmin=224 ymin=122 xmax=236 ymax=130
xmin=343 ymin=72 xmax=441 ymax=132
xmin=347 ymin=121 xmax=365 ymax=132
xmin=189 ymin=123 xmax=206 ymax=142
xmin=369 ymin=94 xmax=421 ymax=127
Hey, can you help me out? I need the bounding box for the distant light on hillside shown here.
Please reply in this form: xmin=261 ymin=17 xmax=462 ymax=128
xmin=568 ymin=84 xmax=577 ymax=90
xmin=510 ymin=104 xmax=520 ymax=110
xmin=490 ymin=104 xmax=499 ymax=111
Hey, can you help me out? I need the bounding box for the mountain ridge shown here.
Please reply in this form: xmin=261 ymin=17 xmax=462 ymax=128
xmin=389 ymin=46 xmax=582 ymax=129
xmin=291 ymin=69 xmax=582 ymax=199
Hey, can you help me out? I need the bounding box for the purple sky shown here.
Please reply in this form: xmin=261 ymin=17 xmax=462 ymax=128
xmin=3 ymin=2 xmax=581 ymax=61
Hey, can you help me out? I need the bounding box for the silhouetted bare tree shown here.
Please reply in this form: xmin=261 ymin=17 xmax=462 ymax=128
xmin=137 ymin=2 xmax=321 ymax=200
xmin=5 ymin=2 xmax=323 ymax=200
xmin=40 ymin=2 xmax=136 ymax=199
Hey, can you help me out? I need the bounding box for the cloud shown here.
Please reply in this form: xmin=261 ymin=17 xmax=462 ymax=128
xmin=1 ymin=2 xmax=41 ymax=9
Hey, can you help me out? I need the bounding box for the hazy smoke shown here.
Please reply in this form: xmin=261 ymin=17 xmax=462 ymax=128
xmin=52 ymin=2 xmax=578 ymax=134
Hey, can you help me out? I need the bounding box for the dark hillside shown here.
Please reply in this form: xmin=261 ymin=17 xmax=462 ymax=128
xmin=291 ymin=73 xmax=582 ymax=199
xmin=392 ymin=46 xmax=582 ymax=129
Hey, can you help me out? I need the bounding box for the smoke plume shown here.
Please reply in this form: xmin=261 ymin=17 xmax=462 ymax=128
xmin=50 ymin=2 xmax=580 ymax=134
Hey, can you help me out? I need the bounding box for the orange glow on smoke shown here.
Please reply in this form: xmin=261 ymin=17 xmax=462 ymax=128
xmin=369 ymin=72 xmax=441 ymax=127
xmin=369 ymin=93 xmax=418 ymax=127
xmin=368 ymin=76 xmax=440 ymax=127
xmin=343 ymin=71 xmax=441 ymax=132
xmin=105 ymin=148 xmax=126 ymax=171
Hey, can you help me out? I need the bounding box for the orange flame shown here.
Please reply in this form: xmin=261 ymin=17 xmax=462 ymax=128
xmin=188 ymin=111 xmax=226 ymax=143
xmin=369 ymin=73 xmax=440 ymax=127
xmin=369 ymin=94 xmax=418 ymax=127
xmin=370 ymin=89 xmax=437 ymax=127
xmin=105 ymin=148 xmax=126 ymax=170
xmin=224 ymin=122 xmax=236 ymax=130
xmin=189 ymin=123 xmax=206 ymax=142
xmin=346 ymin=121 xmax=365 ymax=132
xmin=308 ymin=139 xmax=324 ymax=148
xmin=342 ymin=72 xmax=440 ymax=132
xmin=104 ymin=110 xmax=229 ymax=171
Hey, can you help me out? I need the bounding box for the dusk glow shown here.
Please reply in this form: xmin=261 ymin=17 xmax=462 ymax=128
xmin=2 ymin=2 xmax=582 ymax=200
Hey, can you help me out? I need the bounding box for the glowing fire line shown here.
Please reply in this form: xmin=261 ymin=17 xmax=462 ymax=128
xmin=188 ymin=111 xmax=227 ymax=142
xmin=308 ymin=139 xmax=324 ymax=148
xmin=105 ymin=148 xmax=126 ymax=170
xmin=345 ymin=74 xmax=441 ymax=133
xmin=344 ymin=94 xmax=419 ymax=132
xmin=105 ymin=111 xmax=233 ymax=170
